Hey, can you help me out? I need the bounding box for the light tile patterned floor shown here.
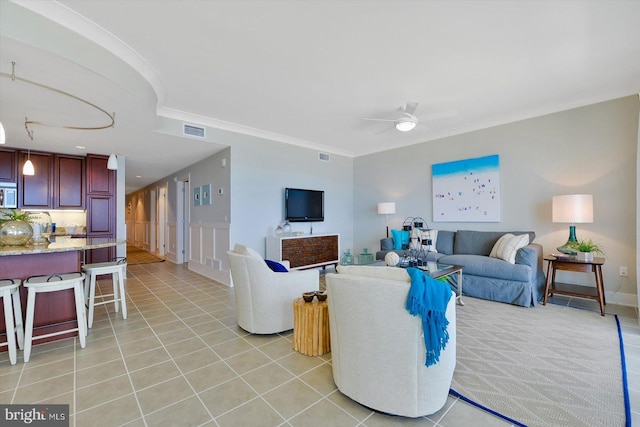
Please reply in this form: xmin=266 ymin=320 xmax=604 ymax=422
xmin=0 ymin=261 xmax=636 ymax=427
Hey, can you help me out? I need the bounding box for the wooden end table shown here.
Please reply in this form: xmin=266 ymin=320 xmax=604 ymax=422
xmin=543 ymin=255 xmax=606 ymax=316
xmin=293 ymin=297 xmax=330 ymax=356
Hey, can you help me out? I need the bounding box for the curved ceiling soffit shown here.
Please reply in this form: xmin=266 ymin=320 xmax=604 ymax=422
xmin=7 ymin=1 xmax=355 ymax=157
xmin=5 ymin=0 xmax=163 ymax=114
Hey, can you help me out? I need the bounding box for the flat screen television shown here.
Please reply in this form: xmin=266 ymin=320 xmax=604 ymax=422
xmin=285 ymin=188 xmax=324 ymax=222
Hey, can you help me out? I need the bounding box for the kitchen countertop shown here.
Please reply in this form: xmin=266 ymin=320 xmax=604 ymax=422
xmin=0 ymin=236 xmax=125 ymax=256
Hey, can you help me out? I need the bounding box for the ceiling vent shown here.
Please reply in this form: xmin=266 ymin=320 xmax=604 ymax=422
xmin=319 ymin=152 xmax=331 ymax=162
xmin=183 ymin=123 xmax=206 ymax=138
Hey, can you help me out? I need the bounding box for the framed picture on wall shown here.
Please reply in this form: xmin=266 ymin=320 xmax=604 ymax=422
xmin=432 ymin=154 xmax=501 ymax=222
xmin=202 ymin=184 xmax=211 ymax=205
xmin=193 ymin=186 xmax=201 ymax=206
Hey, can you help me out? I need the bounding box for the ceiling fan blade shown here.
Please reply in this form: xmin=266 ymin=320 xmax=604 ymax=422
xmin=421 ymin=109 xmax=458 ymax=121
xmin=374 ymin=126 xmax=395 ymax=135
xmin=404 ymin=102 xmax=419 ymax=115
xmin=362 ymin=117 xmax=397 ymax=122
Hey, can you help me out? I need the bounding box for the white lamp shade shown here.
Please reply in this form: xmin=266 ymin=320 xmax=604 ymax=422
xmin=0 ymin=121 xmax=5 ymax=144
xmin=552 ymin=194 xmax=593 ymax=223
xmin=377 ymin=202 xmax=396 ymax=215
xmin=107 ymin=153 xmax=118 ymax=170
xmin=23 ymin=159 xmax=35 ymax=176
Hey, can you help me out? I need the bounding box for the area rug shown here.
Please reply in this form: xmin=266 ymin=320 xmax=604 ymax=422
xmin=126 ymin=245 xmax=165 ymax=265
xmin=450 ymin=297 xmax=627 ymax=427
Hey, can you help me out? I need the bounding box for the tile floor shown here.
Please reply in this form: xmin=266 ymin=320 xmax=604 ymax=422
xmin=0 ymin=261 xmax=637 ymax=427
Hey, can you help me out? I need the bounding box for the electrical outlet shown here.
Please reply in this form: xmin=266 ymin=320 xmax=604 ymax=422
xmin=620 ymin=266 xmax=628 ymax=277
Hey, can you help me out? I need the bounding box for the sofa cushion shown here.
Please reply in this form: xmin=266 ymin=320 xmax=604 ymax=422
xmin=439 ymin=254 xmax=532 ymax=282
xmin=380 ymin=238 xmax=394 ymax=251
xmin=489 ymin=233 xmax=529 ymax=264
xmin=454 ymin=230 xmax=535 ymax=256
xmin=436 ymin=230 xmax=455 ymax=255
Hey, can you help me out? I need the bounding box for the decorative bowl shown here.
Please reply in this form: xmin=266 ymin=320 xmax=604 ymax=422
xmin=302 ymin=292 xmax=316 ymax=303
xmin=316 ymin=291 xmax=327 ymax=301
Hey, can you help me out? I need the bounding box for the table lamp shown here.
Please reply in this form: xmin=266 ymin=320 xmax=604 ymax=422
xmin=377 ymin=202 xmax=396 ymax=238
xmin=552 ymin=194 xmax=593 ymax=255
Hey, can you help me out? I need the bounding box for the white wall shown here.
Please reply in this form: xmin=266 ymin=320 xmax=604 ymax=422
xmin=127 ymin=132 xmax=354 ymax=287
xmin=226 ymin=133 xmax=354 ymax=259
xmin=354 ymin=95 xmax=639 ymax=306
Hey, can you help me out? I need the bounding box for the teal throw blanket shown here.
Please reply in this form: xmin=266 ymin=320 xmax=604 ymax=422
xmin=406 ymin=267 xmax=452 ymax=367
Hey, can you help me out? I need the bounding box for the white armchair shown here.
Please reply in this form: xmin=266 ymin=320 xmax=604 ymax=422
xmin=326 ymin=265 xmax=456 ymax=417
xmin=227 ymin=244 xmax=319 ymax=334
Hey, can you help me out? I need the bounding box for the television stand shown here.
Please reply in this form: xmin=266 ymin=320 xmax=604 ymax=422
xmin=266 ymin=234 xmax=339 ymax=270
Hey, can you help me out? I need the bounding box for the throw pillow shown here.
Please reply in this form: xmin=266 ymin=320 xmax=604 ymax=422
xmin=489 ymin=233 xmax=529 ymax=264
xmin=420 ymin=229 xmax=438 ymax=252
xmin=265 ymin=259 xmax=288 ymax=272
xmin=391 ymin=229 xmax=410 ymax=250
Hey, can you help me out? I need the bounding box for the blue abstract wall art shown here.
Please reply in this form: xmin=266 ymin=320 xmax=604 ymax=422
xmin=432 ymin=154 xmax=501 ymax=222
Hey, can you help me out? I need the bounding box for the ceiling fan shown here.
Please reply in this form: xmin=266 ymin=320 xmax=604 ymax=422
xmin=363 ymin=102 xmax=457 ymax=132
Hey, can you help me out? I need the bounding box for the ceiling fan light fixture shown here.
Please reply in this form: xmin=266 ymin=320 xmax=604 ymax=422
xmin=395 ymin=118 xmax=417 ymax=132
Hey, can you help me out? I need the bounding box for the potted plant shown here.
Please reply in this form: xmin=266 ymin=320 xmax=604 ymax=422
xmin=0 ymin=209 xmax=34 ymax=246
xmin=569 ymin=238 xmax=605 ymax=261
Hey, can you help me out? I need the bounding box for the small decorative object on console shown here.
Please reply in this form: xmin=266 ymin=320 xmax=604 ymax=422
xmin=358 ymin=248 xmax=374 ymax=265
xmin=340 ymin=249 xmax=354 ymax=265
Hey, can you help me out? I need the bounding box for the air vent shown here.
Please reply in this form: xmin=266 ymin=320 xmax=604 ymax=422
xmin=319 ymin=152 xmax=330 ymax=162
xmin=183 ymin=123 xmax=206 ymax=138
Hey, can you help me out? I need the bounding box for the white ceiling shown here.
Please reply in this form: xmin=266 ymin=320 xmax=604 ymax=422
xmin=1 ymin=0 xmax=639 ymax=194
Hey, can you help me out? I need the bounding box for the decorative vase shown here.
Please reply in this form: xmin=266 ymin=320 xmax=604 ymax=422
xmin=358 ymin=248 xmax=374 ymax=265
xmin=29 ymin=211 xmax=53 ymax=244
xmin=340 ymin=249 xmax=354 ymax=265
xmin=0 ymin=220 xmax=34 ymax=246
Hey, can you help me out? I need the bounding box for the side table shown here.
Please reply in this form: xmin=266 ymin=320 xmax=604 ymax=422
xmin=293 ymin=297 xmax=330 ymax=356
xmin=543 ymin=255 xmax=606 ymax=316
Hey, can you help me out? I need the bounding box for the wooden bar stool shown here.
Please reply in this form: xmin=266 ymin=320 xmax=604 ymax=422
xmin=23 ymin=273 xmax=87 ymax=363
xmin=82 ymin=258 xmax=127 ymax=329
xmin=0 ymin=279 xmax=25 ymax=365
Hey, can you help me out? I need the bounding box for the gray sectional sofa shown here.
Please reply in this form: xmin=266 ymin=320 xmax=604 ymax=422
xmin=376 ymin=230 xmax=545 ymax=307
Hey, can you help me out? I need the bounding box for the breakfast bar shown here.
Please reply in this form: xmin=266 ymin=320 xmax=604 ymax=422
xmin=0 ymin=237 xmax=124 ymax=346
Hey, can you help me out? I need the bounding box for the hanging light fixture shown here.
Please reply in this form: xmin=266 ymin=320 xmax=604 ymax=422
xmin=0 ymin=61 xmax=115 ymax=141
xmin=107 ymin=153 xmax=118 ymax=170
xmin=23 ymin=150 xmax=34 ymax=175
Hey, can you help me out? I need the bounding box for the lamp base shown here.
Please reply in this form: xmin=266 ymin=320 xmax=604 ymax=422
xmin=557 ymin=225 xmax=578 ymax=255
xmin=556 ymin=242 xmax=578 ymax=255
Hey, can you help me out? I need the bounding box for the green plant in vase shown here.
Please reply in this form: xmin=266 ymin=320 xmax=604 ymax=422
xmin=0 ymin=209 xmax=32 ymax=223
xmin=569 ymin=238 xmax=605 ymax=261
xmin=0 ymin=209 xmax=34 ymax=246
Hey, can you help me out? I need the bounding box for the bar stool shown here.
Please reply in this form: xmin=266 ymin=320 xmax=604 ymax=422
xmin=0 ymin=279 xmax=24 ymax=365
xmin=23 ymin=273 xmax=87 ymax=363
xmin=82 ymin=257 xmax=127 ymax=329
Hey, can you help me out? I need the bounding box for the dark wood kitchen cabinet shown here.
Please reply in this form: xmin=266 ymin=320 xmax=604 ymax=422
xmin=0 ymin=148 xmax=18 ymax=182
xmin=19 ymin=151 xmax=54 ymax=208
xmin=55 ymin=154 xmax=85 ymax=209
xmin=85 ymin=154 xmax=116 ymax=264
xmin=18 ymin=152 xmax=85 ymax=209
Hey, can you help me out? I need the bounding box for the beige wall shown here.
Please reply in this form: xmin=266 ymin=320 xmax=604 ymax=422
xmin=354 ymin=95 xmax=639 ymax=306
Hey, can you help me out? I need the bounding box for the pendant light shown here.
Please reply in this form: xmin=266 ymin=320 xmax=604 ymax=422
xmin=23 ymin=150 xmax=34 ymax=175
xmin=107 ymin=153 xmax=118 ymax=170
